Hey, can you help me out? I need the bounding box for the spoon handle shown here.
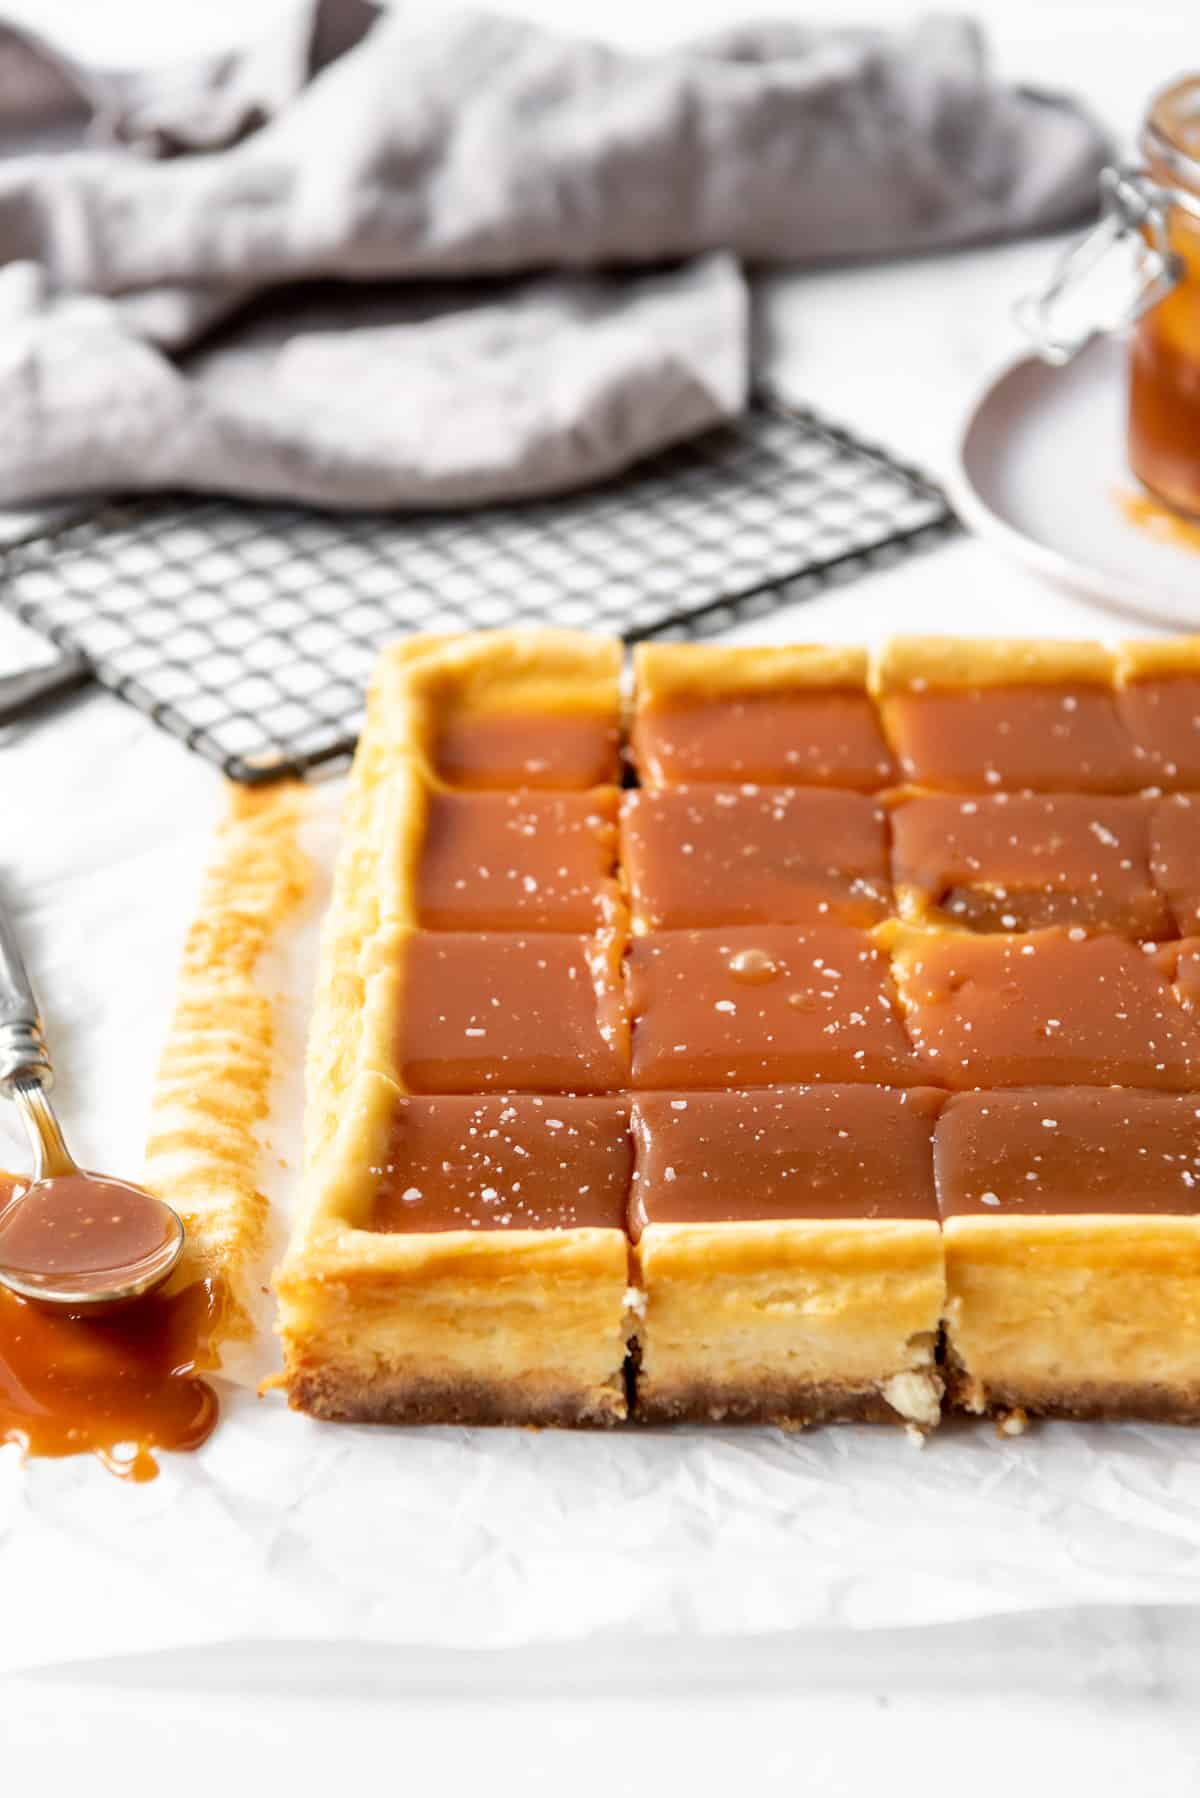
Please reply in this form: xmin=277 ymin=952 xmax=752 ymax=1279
xmin=0 ymin=896 xmax=54 ymax=1098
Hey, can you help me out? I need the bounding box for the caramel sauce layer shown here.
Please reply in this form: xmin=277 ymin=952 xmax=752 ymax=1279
xmin=1120 ymin=676 xmax=1200 ymax=790
xmin=0 ymin=1179 xmax=223 ymax=1481
xmin=892 ymin=926 xmax=1200 ymax=1090
xmin=889 ymin=792 xmax=1166 ymax=935
xmin=417 ymin=788 xmax=621 ymax=932
xmin=398 ymin=931 xmax=629 ymax=1093
xmin=632 ymin=694 xmax=896 ymax=791
xmin=622 ymin=785 xmax=889 ymax=931
xmin=1149 ymin=795 xmax=1200 ymax=935
xmin=370 ymin=1096 xmax=632 ymax=1233
xmin=935 ymin=1089 xmax=1200 ymax=1217
xmin=884 ymin=684 xmax=1140 ymax=793
xmin=630 ymin=1085 xmax=943 ymax=1237
xmin=628 ymin=924 xmax=922 ymax=1089
xmin=434 ymin=714 xmax=621 ymax=790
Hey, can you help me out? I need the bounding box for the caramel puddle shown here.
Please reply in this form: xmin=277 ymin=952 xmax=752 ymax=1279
xmin=0 ymin=1176 xmax=225 ymax=1480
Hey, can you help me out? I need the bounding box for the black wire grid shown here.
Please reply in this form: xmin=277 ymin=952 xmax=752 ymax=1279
xmin=0 ymin=397 xmax=955 ymax=785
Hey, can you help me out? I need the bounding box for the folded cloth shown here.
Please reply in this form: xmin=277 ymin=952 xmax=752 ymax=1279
xmin=0 ymin=2 xmax=1108 ymax=510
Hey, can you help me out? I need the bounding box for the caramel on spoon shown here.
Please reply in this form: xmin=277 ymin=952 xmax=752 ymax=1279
xmin=0 ymin=896 xmax=184 ymax=1309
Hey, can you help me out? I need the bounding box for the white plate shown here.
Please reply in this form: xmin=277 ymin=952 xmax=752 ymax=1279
xmin=949 ymin=337 xmax=1200 ymax=632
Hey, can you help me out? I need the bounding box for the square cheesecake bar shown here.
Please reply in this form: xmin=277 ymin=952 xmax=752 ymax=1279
xmin=1115 ymin=637 xmax=1200 ymax=790
xmin=936 ymin=1089 xmax=1200 ymax=1421
xmin=873 ymin=638 xmax=1140 ymax=793
xmin=631 ymin=1085 xmax=946 ymax=1428
xmin=632 ymin=643 xmax=896 ymax=790
xmin=887 ymin=791 xmax=1168 ymax=936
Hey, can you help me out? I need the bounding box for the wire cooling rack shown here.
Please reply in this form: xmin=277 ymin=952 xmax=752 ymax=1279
xmin=0 ymin=397 xmax=955 ymax=784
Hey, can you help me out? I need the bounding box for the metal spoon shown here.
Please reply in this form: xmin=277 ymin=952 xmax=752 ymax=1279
xmin=0 ymin=895 xmax=184 ymax=1308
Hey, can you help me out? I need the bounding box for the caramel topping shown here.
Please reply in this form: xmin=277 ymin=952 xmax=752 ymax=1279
xmin=1149 ymin=795 xmax=1200 ymax=934
xmin=627 ymin=924 xmax=921 ymax=1090
xmin=0 ymin=1179 xmax=222 ymax=1480
xmin=1169 ymin=937 xmax=1200 ymax=1014
xmin=632 ymin=694 xmax=895 ymax=791
xmin=370 ymin=1096 xmax=632 ymax=1233
xmin=889 ymin=792 xmax=1165 ymax=935
xmin=935 ymin=1090 xmax=1200 ymax=1217
xmin=416 ymin=788 xmax=621 ymax=933
xmin=883 ymin=684 xmax=1140 ymax=793
xmin=892 ymin=926 xmax=1200 ymax=1089
xmin=433 ymin=714 xmax=620 ymax=790
xmin=1119 ymin=676 xmax=1200 ymax=790
xmin=398 ymin=931 xmax=629 ymax=1094
xmin=621 ymin=786 xmax=889 ymax=930
xmin=629 ymin=1086 xmax=943 ymax=1236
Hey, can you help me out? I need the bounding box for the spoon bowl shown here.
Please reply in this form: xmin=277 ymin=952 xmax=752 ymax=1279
xmin=0 ymin=900 xmax=187 ymax=1311
xmin=0 ymin=1166 xmax=185 ymax=1309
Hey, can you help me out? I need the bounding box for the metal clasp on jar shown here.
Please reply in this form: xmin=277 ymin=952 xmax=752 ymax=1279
xmin=1016 ymin=165 xmax=1186 ymax=365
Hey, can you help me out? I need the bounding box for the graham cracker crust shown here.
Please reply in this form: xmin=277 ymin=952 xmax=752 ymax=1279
xmin=288 ymin=1364 xmax=626 ymax=1428
xmin=632 ymin=1380 xmax=907 ymax=1429
xmin=944 ymin=1363 xmax=1200 ymax=1425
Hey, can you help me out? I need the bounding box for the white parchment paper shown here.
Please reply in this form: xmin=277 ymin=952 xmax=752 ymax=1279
xmin=6 ymin=610 xmax=1200 ymax=1678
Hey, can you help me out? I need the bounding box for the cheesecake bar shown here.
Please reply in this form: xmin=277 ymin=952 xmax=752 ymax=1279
xmin=888 ymin=791 xmax=1167 ymax=936
xmin=627 ymin=923 xmax=923 ymax=1089
xmin=883 ymin=920 xmax=1200 ymax=1088
xmin=280 ymin=1088 xmax=634 ymax=1425
xmin=622 ymin=785 xmax=890 ymax=929
xmin=873 ymin=638 xmax=1140 ymax=792
xmin=631 ymin=643 xmax=896 ymax=789
xmin=631 ymin=1085 xmax=945 ymax=1427
xmin=1115 ymin=637 xmax=1200 ymax=789
xmin=937 ymin=1088 xmax=1200 ymax=1421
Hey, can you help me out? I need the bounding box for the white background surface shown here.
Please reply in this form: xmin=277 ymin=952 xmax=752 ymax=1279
xmin=3 ymin=0 xmax=1200 ymax=1787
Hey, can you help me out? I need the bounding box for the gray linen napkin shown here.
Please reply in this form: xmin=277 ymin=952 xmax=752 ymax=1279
xmin=0 ymin=3 xmax=1108 ymax=510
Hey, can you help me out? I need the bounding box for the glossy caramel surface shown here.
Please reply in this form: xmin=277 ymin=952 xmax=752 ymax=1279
xmin=416 ymin=788 xmax=620 ymax=932
xmin=892 ymin=926 xmax=1200 ymax=1090
xmin=1150 ymin=795 xmax=1200 ymax=935
xmin=632 ymin=694 xmax=895 ymax=790
xmin=0 ymin=1179 xmax=222 ymax=1480
xmin=935 ymin=1089 xmax=1200 ymax=1217
xmin=398 ymin=931 xmax=629 ymax=1093
xmin=371 ymin=1097 xmax=632 ymax=1232
xmin=889 ymin=792 xmax=1165 ymax=935
xmin=630 ymin=1086 xmax=943 ymax=1236
xmin=884 ymin=684 xmax=1139 ymax=793
xmin=434 ymin=713 xmax=621 ymax=790
xmin=627 ymin=924 xmax=921 ymax=1089
xmin=1120 ymin=677 xmax=1200 ymax=789
xmin=621 ymin=785 xmax=889 ymax=930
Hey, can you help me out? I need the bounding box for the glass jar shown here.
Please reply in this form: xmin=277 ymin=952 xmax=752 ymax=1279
xmin=1127 ymin=77 xmax=1200 ymax=515
xmin=1022 ymin=74 xmax=1200 ymax=518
